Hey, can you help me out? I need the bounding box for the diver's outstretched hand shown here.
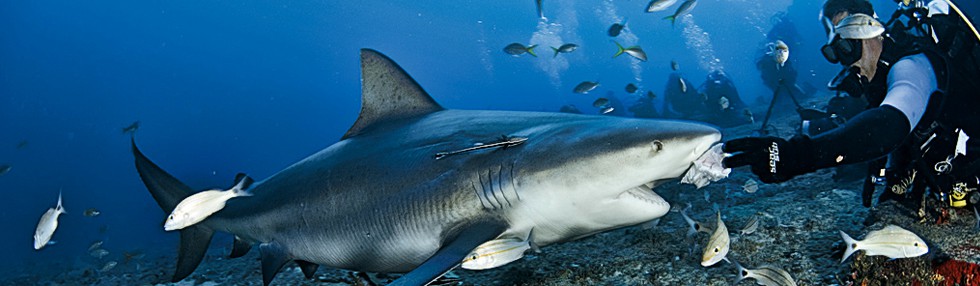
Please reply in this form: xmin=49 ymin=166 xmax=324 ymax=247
xmin=723 ymin=136 xmax=813 ymax=183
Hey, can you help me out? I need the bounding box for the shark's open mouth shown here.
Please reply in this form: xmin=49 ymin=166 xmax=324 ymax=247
xmin=622 ymin=184 xmax=668 ymax=207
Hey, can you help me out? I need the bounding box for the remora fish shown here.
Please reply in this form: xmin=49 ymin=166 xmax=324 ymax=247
xmin=701 ymin=212 xmax=730 ymax=266
xmin=164 ymin=174 xmax=254 ymax=231
xmin=646 ymin=0 xmax=679 ymax=12
xmin=664 ymin=0 xmax=697 ymax=27
xmin=34 ymin=192 xmax=66 ymax=250
xmin=133 ymin=49 xmax=721 ymax=286
xmin=613 ymin=41 xmax=648 ymax=62
xmin=840 ymin=225 xmax=928 ymax=263
xmin=733 ymin=260 xmax=797 ymax=286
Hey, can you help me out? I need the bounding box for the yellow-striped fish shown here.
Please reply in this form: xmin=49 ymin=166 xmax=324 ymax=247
xmin=701 ymin=212 xmax=730 ymax=266
xmin=840 ymin=224 xmax=928 ymax=263
xmin=461 ymin=233 xmax=533 ymax=270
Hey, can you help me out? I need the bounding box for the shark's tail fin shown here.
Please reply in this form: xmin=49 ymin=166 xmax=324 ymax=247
xmin=132 ymin=138 xmax=214 ymax=282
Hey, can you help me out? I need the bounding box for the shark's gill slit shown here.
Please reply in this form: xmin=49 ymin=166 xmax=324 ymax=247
xmin=495 ymin=165 xmax=512 ymax=207
xmin=508 ymin=162 xmax=521 ymax=201
xmin=472 ymin=182 xmax=491 ymax=209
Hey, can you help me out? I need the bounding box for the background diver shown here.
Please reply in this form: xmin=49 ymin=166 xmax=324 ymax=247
xmin=724 ymin=0 xmax=980 ymax=214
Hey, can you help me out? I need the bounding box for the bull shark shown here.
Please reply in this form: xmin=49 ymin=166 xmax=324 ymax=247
xmin=133 ymin=49 xmax=721 ymax=285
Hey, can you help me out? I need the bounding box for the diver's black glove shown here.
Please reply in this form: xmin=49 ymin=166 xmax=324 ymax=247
xmin=722 ymin=135 xmax=816 ymax=183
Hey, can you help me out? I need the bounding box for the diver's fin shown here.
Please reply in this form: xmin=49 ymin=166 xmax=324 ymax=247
xmin=389 ymin=222 xmax=507 ymax=286
xmin=295 ymin=260 xmax=319 ymax=279
xmin=132 ymin=138 xmax=215 ymax=282
xmin=229 ymin=236 xmax=252 ymax=258
xmin=344 ymin=49 xmax=444 ymax=140
xmin=259 ymin=242 xmax=292 ymax=286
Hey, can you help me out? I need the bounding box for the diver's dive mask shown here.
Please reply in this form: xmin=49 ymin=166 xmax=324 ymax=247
xmin=828 ymin=65 xmax=870 ymax=97
xmin=821 ymin=35 xmax=864 ymax=66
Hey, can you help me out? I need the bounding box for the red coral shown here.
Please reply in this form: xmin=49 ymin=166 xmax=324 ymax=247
xmin=934 ymin=259 xmax=980 ymax=286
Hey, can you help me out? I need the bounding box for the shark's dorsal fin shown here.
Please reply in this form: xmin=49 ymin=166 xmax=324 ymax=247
xmin=343 ymin=49 xmax=443 ymax=140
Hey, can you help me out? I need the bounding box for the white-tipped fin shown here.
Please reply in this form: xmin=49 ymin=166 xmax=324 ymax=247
xmin=840 ymin=230 xmax=858 ymax=263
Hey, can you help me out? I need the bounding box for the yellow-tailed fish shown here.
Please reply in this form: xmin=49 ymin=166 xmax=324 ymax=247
xmin=701 ymin=212 xmax=730 ymax=266
xmin=840 ymin=224 xmax=928 ymax=262
xmin=613 ymin=41 xmax=648 ymax=62
xmin=461 ymin=233 xmax=533 ymax=270
xmin=164 ymin=175 xmax=253 ymax=231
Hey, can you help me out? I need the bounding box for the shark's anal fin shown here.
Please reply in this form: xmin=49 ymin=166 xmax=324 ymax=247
xmin=343 ymin=49 xmax=443 ymax=140
xmin=294 ymin=260 xmax=319 ymax=279
xmin=389 ymin=222 xmax=507 ymax=286
xmin=259 ymin=242 xmax=292 ymax=286
xmin=229 ymin=236 xmax=252 ymax=258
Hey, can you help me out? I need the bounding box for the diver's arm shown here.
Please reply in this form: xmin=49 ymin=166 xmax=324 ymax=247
xmin=800 ymin=56 xmax=936 ymax=167
xmin=724 ymin=55 xmax=936 ymax=183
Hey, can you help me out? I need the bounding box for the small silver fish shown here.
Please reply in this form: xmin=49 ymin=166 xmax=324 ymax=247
xmin=701 ymin=212 xmax=730 ymax=267
xmin=613 ymin=41 xmax=647 ymax=62
xmin=743 ymin=179 xmax=759 ymax=194
xmin=840 ymin=224 xmax=928 ymax=263
xmin=593 ymin=98 xmax=610 ymax=108
xmin=88 ymin=241 xmax=104 ymax=252
xmin=100 ymin=261 xmax=117 ymax=272
xmin=646 ymin=0 xmax=679 ymax=12
xmin=84 ymin=208 xmax=101 ymax=217
xmin=600 ymin=106 xmax=615 ymax=114
xmin=33 ymin=192 xmax=66 ymax=250
xmin=461 ymin=233 xmax=532 ymax=270
xmin=551 ymin=44 xmax=578 ymax=57
xmin=740 ymin=215 xmax=760 ymax=235
xmin=121 ymin=121 xmax=140 ymax=135
xmin=573 ymin=81 xmax=600 ymax=94
xmin=90 ymin=248 xmax=109 ymax=259
xmin=625 ymin=83 xmax=638 ymax=94
xmin=768 ymin=40 xmax=789 ymax=68
xmin=663 ymin=0 xmax=698 ymax=27
xmin=734 ymin=261 xmax=797 ymax=286
xmin=165 ymin=175 xmax=253 ymax=231
xmin=0 ymin=165 xmax=11 ymax=176
xmin=504 ymin=43 xmax=538 ymax=57
xmin=646 ymin=91 xmax=657 ymax=99
xmin=679 ymin=78 xmax=688 ymax=93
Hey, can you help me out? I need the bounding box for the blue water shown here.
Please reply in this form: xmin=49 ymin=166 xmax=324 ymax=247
xmin=1 ymin=0 xmax=977 ymax=279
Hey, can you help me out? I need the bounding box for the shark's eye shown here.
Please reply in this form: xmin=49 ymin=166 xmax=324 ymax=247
xmin=653 ymin=140 xmax=664 ymax=152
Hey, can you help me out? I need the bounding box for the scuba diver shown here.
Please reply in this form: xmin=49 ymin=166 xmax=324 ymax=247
xmin=724 ymin=0 xmax=980 ymax=214
xmin=628 ymin=91 xmax=660 ymax=119
xmin=698 ymin=70 xmax=752 ymax=127
xmin=662 ymin=71 xmax=701 ymax=120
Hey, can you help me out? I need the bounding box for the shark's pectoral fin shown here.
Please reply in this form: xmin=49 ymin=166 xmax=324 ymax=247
xmin=390 ymin=222 xmax=507 ymax=286
xmin=259 ymin=242 xmax=292 ymax=286
xmin=229 ymin=236 xmax=252 ymax=258
xmin=295 ymin=260 xmax=319 ymax=279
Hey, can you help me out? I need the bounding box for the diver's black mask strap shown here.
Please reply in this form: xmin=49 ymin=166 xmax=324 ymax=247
xmin=821 ymin=35 xmax=863 ymax=66
xmin=828 ymin=66 xmax=870 ymax=97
